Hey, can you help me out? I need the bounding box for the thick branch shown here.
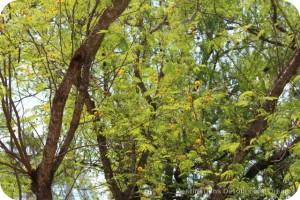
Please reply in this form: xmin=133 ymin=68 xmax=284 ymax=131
xmin=36 ymin=47 xmax=84 ymax=195
xmin=58 ymin=1 xmax=131 ymax=199
xmin=37 ymin=0 xmax=130 ymax=188
xmin=239 ymin=48 xmax=300 ymax=161
xmin=245 ymin=137 xmax=300 ymax=179
xmin=52 ymin=63 xmax=90 ymax=172
xmin=208 ymin=48 xmax=300 ymax=200
xmin=97 ymin=134 xmax=124 ymax=199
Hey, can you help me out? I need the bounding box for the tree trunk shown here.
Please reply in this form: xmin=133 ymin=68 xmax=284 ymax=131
xmin=27 ymin=1 xmax=131 ymax=199
xmin=30 ymin=170 xmax=53 ymax=200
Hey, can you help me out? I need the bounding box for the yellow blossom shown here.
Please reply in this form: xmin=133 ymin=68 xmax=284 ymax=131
xmin=137 ymin=166 xmax=143 ymax=172
xmin=194 ymin=80 xmax=202 ymax=87
xmin=118 ymin=69 xmax=125 ymax=75
xmin=194 ymin=139 xmax=201 ymax=144
xmin=187 ymin=95 xmax=193 ymax=102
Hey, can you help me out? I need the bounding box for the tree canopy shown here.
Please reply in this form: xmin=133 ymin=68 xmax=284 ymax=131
xmin=0 ymin=0 xmax=300 ymax=199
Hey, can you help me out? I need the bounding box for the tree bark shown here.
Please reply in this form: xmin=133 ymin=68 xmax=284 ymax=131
xmin=29 ymin=1 xmax=131 ymax=199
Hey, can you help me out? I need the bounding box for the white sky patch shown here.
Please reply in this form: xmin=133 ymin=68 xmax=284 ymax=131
xmin=0 ymin=185 xmax=13 ymax=200
xmin=0 ymin=0 xmax=15 ymax=14
xmin=286 ymin=0 xmax=300 ymax=14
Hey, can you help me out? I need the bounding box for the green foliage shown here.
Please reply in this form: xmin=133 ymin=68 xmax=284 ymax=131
xmin=0 ymin=0 xmax=300 ymax=199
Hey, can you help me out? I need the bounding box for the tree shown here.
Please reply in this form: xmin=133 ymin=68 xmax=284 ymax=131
xmin=0 ymin=0 xmax=300 ymax=200
xmin=0 ymin=0 xmax=130 ymax=199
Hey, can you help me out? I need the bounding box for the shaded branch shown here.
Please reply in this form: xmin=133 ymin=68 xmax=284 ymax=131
xmin=245 ymin=137 xmax=300 ymax=179
xmin=270 ymin=0 xmax=288 ymax=33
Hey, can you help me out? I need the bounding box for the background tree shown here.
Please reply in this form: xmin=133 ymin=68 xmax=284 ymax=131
xmin=0 ymin=0 xmax=300 ymax=200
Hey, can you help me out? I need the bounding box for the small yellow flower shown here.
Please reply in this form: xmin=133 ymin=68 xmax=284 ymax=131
xmin=194 ymin=139 xmax=201 ymax=144
xmin=49 ymin=53 xmax=58 ymax=61
xmin=187 ymin=95 xmax=193 ymax=102
xmin=118 ymin=69 xmax=125 ymax=75
xmin=43 ymin=104 xmax=49 ymax=110
xmin=297 ymin=121 xmax=300 ymax=128
xmin=194 ymin=80 xmax=202 ymax=87
xmin=137 ymin=166 xmax=143 ymax=172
